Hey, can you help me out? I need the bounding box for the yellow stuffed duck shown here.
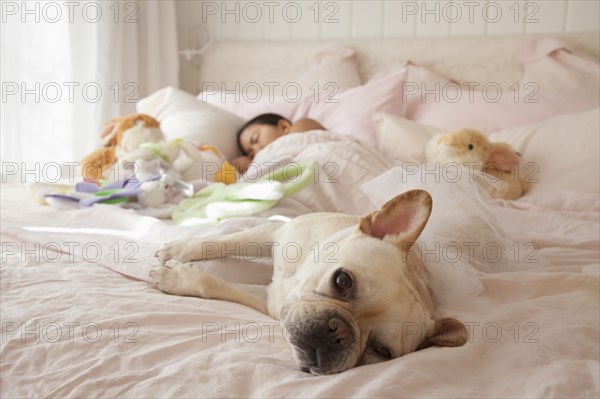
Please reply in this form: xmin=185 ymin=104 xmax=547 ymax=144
xmin=425 ymin=129 xmax=527 ymax=200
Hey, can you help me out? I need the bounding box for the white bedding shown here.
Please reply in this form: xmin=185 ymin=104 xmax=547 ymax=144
xmin=1 ymin=129 xmax=599 ymax=397
xmin=247 ymin=130 xmax=392 ymax=216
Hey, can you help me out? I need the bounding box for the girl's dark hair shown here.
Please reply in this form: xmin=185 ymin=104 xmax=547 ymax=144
xmin=236 ymin=113 xmax=291 ymax=155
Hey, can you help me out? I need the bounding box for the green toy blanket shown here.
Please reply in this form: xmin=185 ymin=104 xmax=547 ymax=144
xmin=172 ymin=162 xmax=316 ymax=225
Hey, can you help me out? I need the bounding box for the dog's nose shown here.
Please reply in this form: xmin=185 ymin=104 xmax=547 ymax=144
xmin=287 ymin=314 xmax=357 ymax=374
xmin=292 ymin=317 xmax=353 ymax=349
xmin=328 ymin=318 xmax=352 ymax=347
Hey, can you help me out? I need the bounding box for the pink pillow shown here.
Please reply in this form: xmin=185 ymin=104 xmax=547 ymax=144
xmin=199 ymin=47 xmax=361 ymax=122
xmin=401 ymin=38 xmax=600 ymax=133
xmin=301 ymin=66 xmax=409 ymax=146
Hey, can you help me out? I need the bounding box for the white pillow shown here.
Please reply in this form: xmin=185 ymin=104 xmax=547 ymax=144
xmin=199 ymin=47 xmax=362 ymax=121
xmin=374 ymin=109 xmax=600 ymax=195
xmin=137 ymin=86 xmax=244 ymax=160
xmin=294 ymin=47 xmax=362 ymax=94
xmin=373 ymin=112 xmax=436 ymax=163
xmin=489 ymin=109 xmax=599 ymax=195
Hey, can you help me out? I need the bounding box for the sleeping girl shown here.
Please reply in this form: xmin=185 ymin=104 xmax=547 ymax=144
xmin=231 ymin=113 xmax=325 ymax=173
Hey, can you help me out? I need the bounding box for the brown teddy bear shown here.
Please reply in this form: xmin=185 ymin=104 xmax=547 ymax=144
xmin=81 ymin=114 xmax=163 ymax=182
xmin=425 ymin=129 xmax=527 ymax=200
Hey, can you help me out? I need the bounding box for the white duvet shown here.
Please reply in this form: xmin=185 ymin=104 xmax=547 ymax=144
xmin=1 ymin=131 xmax=598 ymax=398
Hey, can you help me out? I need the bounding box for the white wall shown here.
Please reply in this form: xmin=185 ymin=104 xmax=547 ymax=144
xmin=175 ymin=0 xmax=600 ymax=92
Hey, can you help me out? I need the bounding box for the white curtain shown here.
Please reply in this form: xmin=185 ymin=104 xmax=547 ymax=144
xmin=1 ymin=0 xmax=178 ymax=183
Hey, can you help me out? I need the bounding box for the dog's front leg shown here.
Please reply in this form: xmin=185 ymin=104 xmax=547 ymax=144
xmin=151 ymin=221 xmax=285 ymax=314
xmin=150 ymin=260 xmax=269 ymax=314
xmin=155 ymin=221 xmax=283 ymax=264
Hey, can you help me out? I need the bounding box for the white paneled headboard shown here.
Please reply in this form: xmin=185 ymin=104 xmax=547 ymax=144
xmin=175 ymin=1 xmax=600 ymax=93
xmin=197 ymin=32 xmax=599 ymax=92
xmin=177 ymin=0 xmax=600 ymax=42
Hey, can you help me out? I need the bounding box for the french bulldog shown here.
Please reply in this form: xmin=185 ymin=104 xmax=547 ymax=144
xmin=151 ymin=189 xmax=467 ymax=375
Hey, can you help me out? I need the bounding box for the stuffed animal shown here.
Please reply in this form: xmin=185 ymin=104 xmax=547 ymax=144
xmin=81 ymin=114 xmax=163 ymax=182
xmin=425 ymin=129 xmax=526 ymax=200
xmin=42 ymin=173 xmax=197 ymax=214
xmin=172 ymin=162 xmax=317 ymax=225
xmin=138 ymin=180 xmax=170 ymax=208
xmin=133 ymin=140 xmax=238 ymax=184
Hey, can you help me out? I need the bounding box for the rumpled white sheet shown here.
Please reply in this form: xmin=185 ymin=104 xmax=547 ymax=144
xmin=1 ymin=132 xmax=599 ymax=398
xmin=247 ymin=130 xmax=392 ymax=216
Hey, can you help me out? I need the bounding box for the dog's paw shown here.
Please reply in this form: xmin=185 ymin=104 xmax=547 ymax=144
xmin=150 ymin=260 xmax=190 ymax=295
xmin=149 ymin=260 xmax=213 ymax=297
xmin=154 ymin=239 xmax=197 ymax=264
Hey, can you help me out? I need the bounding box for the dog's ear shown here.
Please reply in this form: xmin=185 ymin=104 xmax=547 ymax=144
xmin=417 ymin=318 xmax=468 ymax=350
xmin=359 ymin=189 xmax=432 ymax=252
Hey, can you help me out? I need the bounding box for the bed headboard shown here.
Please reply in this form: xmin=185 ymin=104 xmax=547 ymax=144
xmin=198 ymin=32 xmax=599 ymax=91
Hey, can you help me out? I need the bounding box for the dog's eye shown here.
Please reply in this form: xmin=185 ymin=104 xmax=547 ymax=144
xmin=373 ymin=344 xmax=392 ymax=359
xmin=468 ymin=144 xmax=474 ymax=150
xmin=333 ymin=269 xmax=352 ymax=295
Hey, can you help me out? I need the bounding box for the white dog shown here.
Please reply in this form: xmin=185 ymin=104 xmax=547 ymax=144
xmin=151 ymin=189 xmax=467 ymax=375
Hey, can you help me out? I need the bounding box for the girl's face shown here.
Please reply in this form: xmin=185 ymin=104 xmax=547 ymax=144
xmin=239 ymin=119 xmax=291 ymax=158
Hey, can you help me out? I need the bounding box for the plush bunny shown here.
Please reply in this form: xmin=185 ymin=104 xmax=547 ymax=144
xmin=425 ymin=129 xmax=526 ymax=200
xmin=138 ymin=180 xmax=170 ymax=208
xmin=134 ymin=140 xmax=238 ymax=185
xmin=81 ymin=114 xmax=163 ymax=182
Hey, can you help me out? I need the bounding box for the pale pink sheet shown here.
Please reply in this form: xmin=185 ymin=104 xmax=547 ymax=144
xmin=1 ymin=180 xmax=598 ymax=398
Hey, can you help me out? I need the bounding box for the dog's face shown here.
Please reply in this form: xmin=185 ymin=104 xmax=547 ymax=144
xmin=280 ymin=190 xmax=467 ymax=375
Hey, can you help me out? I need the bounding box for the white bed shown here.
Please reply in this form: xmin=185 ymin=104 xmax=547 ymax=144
xmin=2 ymin=32 xmax=599 ymax=398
